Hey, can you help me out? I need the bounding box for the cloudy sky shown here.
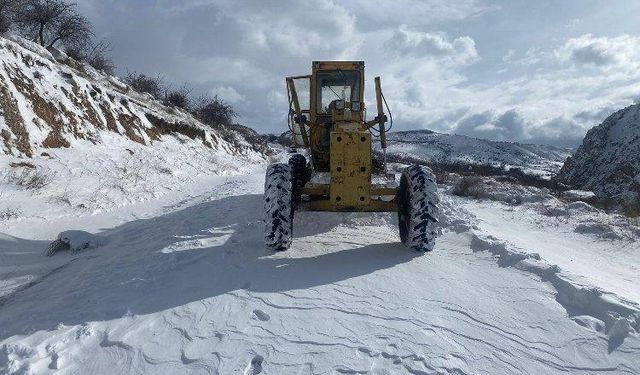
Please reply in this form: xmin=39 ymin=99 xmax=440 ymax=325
xmin=77 ymin=0 xmax=640 ymax=147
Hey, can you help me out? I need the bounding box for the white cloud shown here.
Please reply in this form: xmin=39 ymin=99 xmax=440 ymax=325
xmin=502 ymin=49 xmax=515 ymax=63
xmin=210 ymin=86 xmax=244 ymax=104
xmin=383 ymin=26 xmax=478 ymax=65
xmin=79 ymin=1 xmax=640 ymax=147
xmin=556 ymin=34 xmax=640 ymax=70
xmin=347 ymin=0 xmax=494 ymax=29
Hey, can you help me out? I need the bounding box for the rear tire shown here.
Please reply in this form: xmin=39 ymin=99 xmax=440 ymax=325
xmin=263 ymin=163 xmax=294 ymax=251
xmin=398 ymin=165 xmax=440 ymax=252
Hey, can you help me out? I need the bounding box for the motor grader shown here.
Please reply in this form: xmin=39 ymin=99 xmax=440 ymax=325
xmin=263 ymin=61 xmax=439 ymax=251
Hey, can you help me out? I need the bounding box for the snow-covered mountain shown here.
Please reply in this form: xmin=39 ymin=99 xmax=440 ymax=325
xmin=385 ymin=130 xmax=572 ymax=177
xmin=556 ymin=103 xmax=640 ymax=203
xmin=0 ymin=35 xmax=266 ymax=219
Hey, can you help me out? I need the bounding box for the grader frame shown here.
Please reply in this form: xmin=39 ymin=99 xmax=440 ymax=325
xmin=286 ymin=61 xmax=396 ymax=213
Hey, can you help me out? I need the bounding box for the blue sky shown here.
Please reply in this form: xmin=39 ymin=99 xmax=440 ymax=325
xmin=78 ymin=0 xmax=640 ymax=146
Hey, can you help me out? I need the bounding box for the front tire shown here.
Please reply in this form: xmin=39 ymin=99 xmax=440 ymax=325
xmin=263 ymin=163 xmax=294 ymax=251
xmin=398 ymin=165 xmax=440 ymax=252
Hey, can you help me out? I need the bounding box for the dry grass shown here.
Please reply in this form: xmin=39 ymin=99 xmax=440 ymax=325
xmin=9 ymin=161 xmax=35 ymax=168
xmin=8 ymin=167 xmax=52 ymax=190
xmin=117 ymin=113 xmax=146 ymax=144
xmin=72 ymin=82 xmax=103 ymax=130
xmin=145 ymin=113 xmax=212 ymax=148
xmin=453 ymin=176 xmax=484 ymax=198
xmin=49 ymin=193 xmax=72 ymax=206
xmin=9 ymin=66 xmax=71 ymax=149
xmin=0 ymin=207 xmax=22 ymax=220
xmin=99 ymin=101 xmax=119 ymax=132
xmin=622 ymin=197 xmax=640 ymax=218
xmin=0 ymin=78 xmax=32 ymax=156
xmin=432 ymin=169 xmax=453 ymax=185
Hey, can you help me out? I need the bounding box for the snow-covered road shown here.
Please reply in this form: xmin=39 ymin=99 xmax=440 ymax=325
xmin=1 ymin=172 xmax=639 ymax=374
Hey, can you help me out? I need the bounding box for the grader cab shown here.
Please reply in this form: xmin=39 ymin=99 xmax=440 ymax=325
xmin=263 ymin=61 xmax=440 ymax=252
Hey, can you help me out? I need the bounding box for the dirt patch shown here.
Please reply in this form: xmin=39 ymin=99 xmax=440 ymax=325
xmin=42 ymin=130 xmax=70 ymax=148
xmin=72 ymin=82 xmax=103 ymax=130
xmin=117 ymin=113 xmax=146 ymax=144
xmin=8 ymin=64 xmax=70 ymax=149
xmin=98 ymin=101 xmax=119 ymax=133
xmin=9 ymin=161 xmax=35 ymax=168
xmin=0 ymin=71 xmax=32 ymax=156
xmin=145 ymin=113 xmax=212 ymax=148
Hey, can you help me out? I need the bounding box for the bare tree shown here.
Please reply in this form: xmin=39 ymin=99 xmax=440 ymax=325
xmin=193 ymin=95 xmax=237 ymax=127
xmin=13 ymin=0 xmax=92 ymax=49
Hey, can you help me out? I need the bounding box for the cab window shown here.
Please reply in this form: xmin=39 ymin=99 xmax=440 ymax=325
xmin=316 ymin=71 xmax=360 ymax=114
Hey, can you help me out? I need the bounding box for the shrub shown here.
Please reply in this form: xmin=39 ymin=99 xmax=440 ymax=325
xmin=192 ymin=95 xmax=237 ymax=127
xmin=9 ymin=161 xmax=35 ymax=168
xmin=8 ymin=167 xmax=52 ymax=190
xmin=432 ymin=169 xmax=452 ymax=185
xmin=66 ymin=40 xmax=115 ymax=75
xmin=163 ymin=85 xmax=191 ymax=110
xmin=453 ymin=176 xmax=483 ymax=198
xmin=123 ymin=72 xmax=164 ymax=99
xmin=0 ymin=207 xmax=21 ymax=220
xmin=622 ymin=196 xmax=640 ymax=218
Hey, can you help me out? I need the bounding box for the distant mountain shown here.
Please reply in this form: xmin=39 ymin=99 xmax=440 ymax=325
xmin=556 ymin=103 xmax=640 ymax=202
xmin=384 ymin=130 xmax=572 ymax=178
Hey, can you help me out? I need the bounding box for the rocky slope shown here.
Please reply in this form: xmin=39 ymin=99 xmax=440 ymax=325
xmin=556 ymin=103 xmax=640 ymax=204
xmin=0 ymin=35 xmax=259 ymax=158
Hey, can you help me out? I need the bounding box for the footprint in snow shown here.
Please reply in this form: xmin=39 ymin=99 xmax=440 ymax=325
xmin=244 ymin=355 xmax=264 ymax=375
xmin=252 ymin=309 xmax=270 ymax=322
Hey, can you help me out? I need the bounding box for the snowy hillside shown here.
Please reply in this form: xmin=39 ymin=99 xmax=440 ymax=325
xmin=385 ymin=130 xmax=572 ymax=177
xmin=0 ymin=35 xmax=266 ymax=220
xmin=556 ymin=103 xmax=640 ymax=203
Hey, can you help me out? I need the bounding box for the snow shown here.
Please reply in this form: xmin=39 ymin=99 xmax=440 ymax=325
xmin=0 ymin=132 xmax=263 ymax=225
xmin=385 ymin=130 xmax=573 ymax=178
xmin=53 ymin=231 xmax=108 ymax=252
xmin=1 ymin=171 xmax=639 ymax=374
xmin=557 ymin=103 xmax=640 ymax=201
xmin=455 ymin=196 xmax=640 ymax=304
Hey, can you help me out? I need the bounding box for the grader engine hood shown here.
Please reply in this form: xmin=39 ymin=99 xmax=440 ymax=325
xmin=330 ymin=129 xmax=372 ymax=209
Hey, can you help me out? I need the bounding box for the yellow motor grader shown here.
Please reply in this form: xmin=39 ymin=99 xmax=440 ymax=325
xmin=263 ymin=61 xmax=439 ymax=251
